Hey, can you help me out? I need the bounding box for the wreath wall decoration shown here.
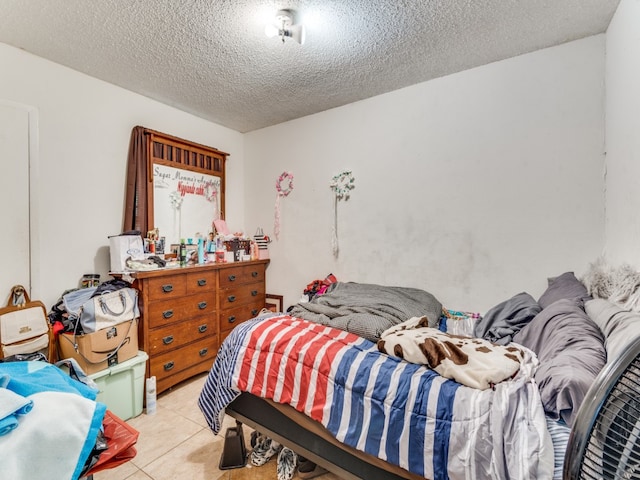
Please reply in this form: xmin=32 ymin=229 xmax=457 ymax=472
xmin=274 ymin=171 xmax=294 ymax=240
xmin=330 ymin=170 xmax=355 ymax=257
xmin=330 ymin=170 xmax=355 ymax=200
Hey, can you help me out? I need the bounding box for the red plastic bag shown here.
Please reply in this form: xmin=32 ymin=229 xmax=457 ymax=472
xmin=84 ymin=410 xmax=139 ymax=475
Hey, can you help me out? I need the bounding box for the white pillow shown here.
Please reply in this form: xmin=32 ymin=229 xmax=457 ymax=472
xmin=585 ymin=298 xmax=640 ymax=362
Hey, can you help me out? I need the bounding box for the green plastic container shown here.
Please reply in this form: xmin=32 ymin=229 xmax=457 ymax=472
xmin=89 ymin=350 xmax=149 ymax=420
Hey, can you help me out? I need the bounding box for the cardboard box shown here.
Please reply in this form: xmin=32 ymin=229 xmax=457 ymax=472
xmin=58 ymin=319 xmax=139 ymax=374
xmin=89 ymin=350 xmax=148 ymax=420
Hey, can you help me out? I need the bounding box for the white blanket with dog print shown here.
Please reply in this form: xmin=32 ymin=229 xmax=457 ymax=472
xmin=377 ymin=316 xmax=525 ymax=390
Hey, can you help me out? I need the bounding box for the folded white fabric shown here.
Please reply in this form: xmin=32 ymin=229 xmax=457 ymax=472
xmin=0 ymin=361 xmax=106 ymax=480
xmin=0 ymin=390 xmax=102 ymax=480
xmin=0 ymin=387 xmax=33 ymax=436
xmin=378 ymin=316 xmax=525 ymax=390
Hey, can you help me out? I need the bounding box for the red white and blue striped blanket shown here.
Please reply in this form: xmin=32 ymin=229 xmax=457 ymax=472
xmin=199 ymin=315 xmax=553 ymax=479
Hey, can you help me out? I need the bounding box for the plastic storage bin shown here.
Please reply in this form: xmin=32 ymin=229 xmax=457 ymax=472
xmin=89 ymin=350 xmax=149 ymax=420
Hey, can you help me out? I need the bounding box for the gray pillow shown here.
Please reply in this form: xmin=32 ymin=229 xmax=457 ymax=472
xmin=538 ymin=271 xmax=591 ymax=309
xmin=473 ymin=292 xmax=541 ymax=345
xmin=513 ymin=298 xmax=606 ymax=427
xmin=585 ymin=298 xmax=640 ymax=362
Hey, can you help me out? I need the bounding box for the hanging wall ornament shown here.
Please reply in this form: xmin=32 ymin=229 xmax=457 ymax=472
xmin=274 ymin=171 xmax=294 ymax=240
xmin=329 ymin=170 xmax=355 ymax=257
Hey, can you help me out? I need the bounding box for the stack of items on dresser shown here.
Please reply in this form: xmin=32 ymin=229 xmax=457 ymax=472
xmin=110 ymin=230 xmax=166 ymax=272
xmin=49 ymin=279 xmax=140 ymax=375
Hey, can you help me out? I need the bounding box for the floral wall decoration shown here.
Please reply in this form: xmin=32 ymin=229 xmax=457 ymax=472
xmin=329 ymin=170 xmax=355 ymax=257
xmin=274 ymin=171 xmax=294 ymax=240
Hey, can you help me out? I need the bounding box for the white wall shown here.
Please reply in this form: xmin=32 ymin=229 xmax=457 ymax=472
xmin=604 ymin=0 xmax=640 ymax=266
xmin=245 ymin=36 xmax=607 ymax=313
xmin=0 ymin=33 xmax=609 ymax=313
xmin=0 ymin=43 xmax=245 ymax=307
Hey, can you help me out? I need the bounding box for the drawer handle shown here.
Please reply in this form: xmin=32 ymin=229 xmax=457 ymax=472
xmin=228 ymin=316 xmax=236 ymax=324
xmin=251 ymin=290 xmax=258 ymax=296
xmin=251 ymin=271 xmax=258 ymax=277
xmin=251 ymin=309 xmax=259 ymax=316
xmin=228 ymin=274 xmax=236 ymax=282
xmin=198 ymin=324 xmax=208 ymax=333
xmin=198 ymin=301 xmax=208 ymax=310
xmin=162 ymin=310 xmax=174 ymax=319
xmin=162 ymin=335 xmax=174 ymax=345
xmin=197 ymin=279 xmax=207 ymax=286
xmin=164 ymin=361 xmax=174 ymax=371
xmin=199 ymin=348 xmax=208 ymax=357
xmin=228 ymin=295 xmax=236 ymax=303
xmin=162 ymin=284 xmax=174 ymax=293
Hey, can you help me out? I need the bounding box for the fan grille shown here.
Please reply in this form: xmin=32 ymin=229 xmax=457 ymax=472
xmin=577 ymin=356 xmax=640 ymax=479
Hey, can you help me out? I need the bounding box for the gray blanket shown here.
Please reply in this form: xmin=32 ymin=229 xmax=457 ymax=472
xmin=513 ymin=298 xmax=606 ymax=427
xmin=474 ymin=292 xmax=542 ymax=345
xmin=288 ymin=282 xmax=442 ymax=341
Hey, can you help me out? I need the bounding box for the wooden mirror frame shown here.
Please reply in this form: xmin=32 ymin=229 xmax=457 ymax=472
xmin=123 ymin=126 xmax=229 ymax=241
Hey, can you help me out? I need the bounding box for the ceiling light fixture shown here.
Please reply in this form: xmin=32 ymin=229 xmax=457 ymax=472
xmin=265 ymin=9 xmax=305 ymax=45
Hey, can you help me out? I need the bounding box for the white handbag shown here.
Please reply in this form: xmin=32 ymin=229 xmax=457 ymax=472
xmin=80 ymin=288 xmax=140 ymax=333
xmin=0 ymin=285 xmax=51 ymax=360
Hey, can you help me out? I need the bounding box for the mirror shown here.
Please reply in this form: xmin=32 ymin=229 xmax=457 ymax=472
xmin=153 ymin=164 xmax=222 ymax=249
xmin=123 ymin=127 xmax=228 ymax=254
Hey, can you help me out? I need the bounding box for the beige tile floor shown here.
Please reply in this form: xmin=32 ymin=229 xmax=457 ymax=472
xmin=93 ymin=373 xmax=342 ymax=480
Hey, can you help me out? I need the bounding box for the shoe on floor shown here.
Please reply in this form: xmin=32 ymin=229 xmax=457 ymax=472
xmin=277 ymin=447 xmax=297 ymax=480
xmin=297 ymin=458 xmax=328 ymax=479
xmin=250 ymin=436 xmax=281 ymax=466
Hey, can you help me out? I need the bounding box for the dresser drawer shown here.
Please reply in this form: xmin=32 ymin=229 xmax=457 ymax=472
xmin=220 ymin=283 xmax=265 ymax=310
xmin=186 ymin=270 xmax=216 ymax=293
xmin=219 ymin=264 xmax=265 ymax=288
xmin=219 ymin=299 xmax=265 ymax=334
xmin=146 ymin=275 xmax=187 ymax=301
xmin=147 ymin=293 xmax=216 ymax=329
xmin=150 ymin=335 xmax=218 ymax=382
xmin=148 ymin=317 xmax=216 ymax=355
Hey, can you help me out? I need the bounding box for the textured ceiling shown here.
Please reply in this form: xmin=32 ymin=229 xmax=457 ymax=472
xmin=0 ymin=0 xmax=620 ymax=133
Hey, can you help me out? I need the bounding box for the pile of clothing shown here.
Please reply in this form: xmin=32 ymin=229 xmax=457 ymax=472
xmin=298 ymin=273 xmax=338 ymax=303
xmin=0 ymin=359 xmax=106 ymax=480
xmin=47 ymin=279 xmax=132 ymax=335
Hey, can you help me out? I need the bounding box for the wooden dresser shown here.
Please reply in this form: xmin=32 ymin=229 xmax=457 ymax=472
xmin=127 ymin=259 xmax=268 ymax=394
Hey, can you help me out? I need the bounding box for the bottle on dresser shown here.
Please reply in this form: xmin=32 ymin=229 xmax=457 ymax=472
xmin=179 ymin=239 xmax=187 ymax=267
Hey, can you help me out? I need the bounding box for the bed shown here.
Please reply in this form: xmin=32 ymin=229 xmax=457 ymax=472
xmin=198 ymin=271 xmax=639 ymax=480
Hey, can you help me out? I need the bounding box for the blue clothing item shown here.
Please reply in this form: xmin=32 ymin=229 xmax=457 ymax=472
xmin=0 ymin=361 xmax=105 ymax=480
xmin=0 ymin=414 xmax=18 ymax=436
xmin=0 ymin=360 xmax=98 ymax=400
